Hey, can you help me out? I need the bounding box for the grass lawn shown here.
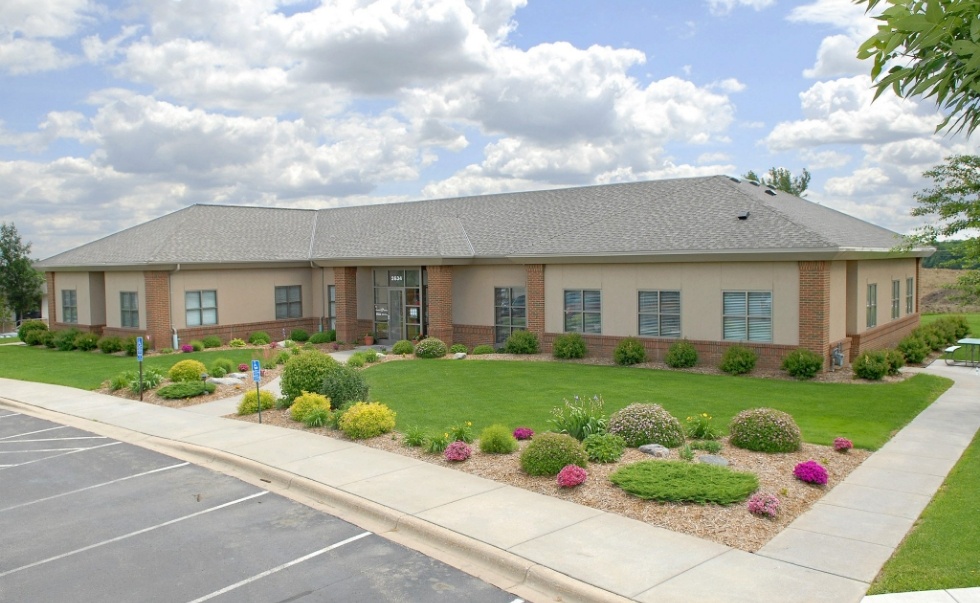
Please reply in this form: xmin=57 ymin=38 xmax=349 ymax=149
xmin=0 ymin=335 xmax=20 ymax=344
xmin=363 ymin=360 xmax=951 ymax=449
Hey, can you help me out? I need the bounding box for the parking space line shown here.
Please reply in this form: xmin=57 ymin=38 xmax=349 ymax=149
xmin=0 ymin=426 xmax=67 ymax=440
xmin=186 ymin=531 xmax=372 ymax=603
xmin=0 ymin=436 xmax=108 ymax=443
xmin=0 ymin=491 xmax=269 ymax=578
xmin=0 ymin=441 xmax=121 ymax=470
xmin=0 ymin=461 xmax=190 ymax=513
xmin=0 ymin=412 xmax=22 ymax=418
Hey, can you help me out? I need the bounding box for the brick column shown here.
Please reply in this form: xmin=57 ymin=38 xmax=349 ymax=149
xmin=798 ymin=261 xmax=830 ymax=367
xmin=334 ymin=267 xmax=358 ymax=343
xmin=144 ymin=271 xmax=171 ymax=350
xmin=427 ymin=265 xmax=453 ymax=344
xmin=46 ymin=272 xmax=57 ymax=325
xmin=526 ymin=264 xmax=545 ymax=338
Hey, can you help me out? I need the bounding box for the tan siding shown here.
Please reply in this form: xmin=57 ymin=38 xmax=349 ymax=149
xmin=452 ymin=265 xmax=526 ymax=325
xmin=170 ymin=268 xmax=315 ymax=329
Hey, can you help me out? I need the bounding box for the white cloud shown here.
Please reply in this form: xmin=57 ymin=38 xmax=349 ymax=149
xmin=706 ymin=0 xmax=775 ymax=16
xmin=0 ymin=0 xmax=102 ymax=74
xmin=802 ymin=34 xmax=866 ymax=79
xmin=0 ymin=38 xmax=79 ymax=75
xmin=798 ymin=149 xmax=851 ymax=169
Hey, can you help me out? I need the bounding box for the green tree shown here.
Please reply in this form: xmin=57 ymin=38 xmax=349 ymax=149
xmin=743 ymin=167 xmax=811 ymax=197
xmin=856 ymin=0 xmax=980 ymax=135
xmin=0 ymin=223 xmax=44 ymax=323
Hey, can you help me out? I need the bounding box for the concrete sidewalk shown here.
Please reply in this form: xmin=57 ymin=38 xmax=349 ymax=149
xmin=1 ymin=362 xmax=978 ymax=602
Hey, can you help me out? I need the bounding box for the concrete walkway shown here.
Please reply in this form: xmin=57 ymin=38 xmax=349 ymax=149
xmin=1 ymin=360 xmax=978 ymax=602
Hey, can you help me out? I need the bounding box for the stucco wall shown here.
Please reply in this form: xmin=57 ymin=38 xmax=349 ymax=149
xmin=55 ymin=272 xmax=97 ymax=326
xmin=845 ymin=258 xmax=917 ymax=335
xmin=828 ymin=261 xmax=847 ymax=343
xmin=170 ymin=268 xmax=314 ymax=329
xmin=104 ymin=272 xmax=145 ymax=330
xmin=453 ymin=265 xmax=527 ymax=325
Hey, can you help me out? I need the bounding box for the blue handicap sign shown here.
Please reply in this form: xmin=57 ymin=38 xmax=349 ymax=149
xmin=136 ymin=337 xmax=144 ymax=361
xmin=251 ymin=359 xmax=261 ymax=382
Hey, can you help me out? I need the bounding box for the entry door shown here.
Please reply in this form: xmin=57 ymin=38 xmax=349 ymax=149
xmin=389 ymin=289 xmax=404 ymax=342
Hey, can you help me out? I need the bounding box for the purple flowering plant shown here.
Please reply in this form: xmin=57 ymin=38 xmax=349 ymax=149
xmin=833 ymin=437 xmax=853 ymax=453
xmin=793 ymin=460 xmax=828 ymax=485
xmin=513 ymin=427 xmax=534 ymax=441
xmin=556 ymin=464 xmax=588 ymax=488
xmin=180 ymin=344 xmax=194 ymax=353
xmin=747 ymin=493 xmax=780 ymax=518
xmin=444 ymin=441 xmax=472 ymax=462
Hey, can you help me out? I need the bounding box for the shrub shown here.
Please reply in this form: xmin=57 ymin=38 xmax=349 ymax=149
xmin=720 ymin=345 xmax=757 ymax=375
xmin=552 ymin=333 xmax=587 ymax=359
xmin=444 ymin=441 xmax=472 ymax=462
xmin=309 ymin=331 xmax=335 ymax=344
xmin=513 ymin=427 xmax=534 ymax=441
xmin=664 ymin=339 xmax=698 ymax=368
xmin=17 ymin=319 xmax=48 ymax=342
xmin=884 ymin=348 xmax=905 ymax=375
xmin=229 ymin=338 xmax=246 ymax=348
xmin=684 ymin=412 xmax=720 ymax=440
xmin=42 ymin=331 xmax=57 ymax=348
xmin=897 ymin=335 xmax=929 ymax=364
xmin=275 ymin=351 xmax=291 ymax=365
xmin=319 ymin=363 xmax=370 ymax=408
xmin=549 ymin=394 xmax=607 ymax=440
xmin=290 ymin=328 xmax=309 ymax=342
xmin=478 ymin=425 xmax=519 ymax=454
xmin=613 ymin=337 xmax=647 ymax=366
xmin=303 ymin=407 xmax=331 ymax=427
xmin=833 ymin=437 xmax=853 ymax=453
xmin=188 ymin=340 xmax=204 ymax=352
xmin=181 ymin=344 xmax=194 ymax=353
xmin=781 ymin=348 xmax=823 ymax=380
xmin=519 ymin=432 xmax=588 ymax=476
xmin=24 ymin=328 xmax=47 ymax=346
xmin=338 ymin=402 xmax=397 ymax=440
xmin=54 ymin=328 xmax=80 ymax=351
xmin=582 ymin=433 xmax=626 ymax=463
xmin=414 ymin=337 xmax=448 ymax=358
xmin=237 ymin=390 xmax=276 ymax=415
xmin=238 ymin=363 xmax=249 ymax=372
xmin=392 ymin=340 xmax=414 ymax=355
xmin=607 ymin=403 xmax=684 ymax=448
xmin=74 ymin=332 xmax=99 ymax=351
xmin=446 ymin=343 xmax=465 ymax=354
xmin=248 ymin=331 xmax=271 ymax=345
xmin=127 ymin=367 xmax=165 ymax=393
xmin=211 ymin=358 xmax=236 ymax=376
xmin=202 ymin=335 xmax=222 ymax=348
xmin=290 ymin=391 xmax=331 ymax=422
xmin=556 ymin=465 xmax=588 ymax=487
xmin=157 ymin=381 xmax=216 ymax=399
xmin=158 ymin=348 xmax=174 ymax=354
xmin=97 ymin=336 xmax=124 ymax=354
xmin=610 ymin=461 xmax=759 ymax=504
xmin=853 ymin=351 xmax=888 ymax=380
xmin=504 ymin=330 xmax=539 ymax=354
xmin=281 ymin=351 xmax=337 ymax=401
xmin=361 ymin=349 xmax=379 ymax=363
xmin=347 ymin=353 xmax=366 ymax=368
xmin=108 ymin=371 xmax=132 ymax=392
xmin=168 ymin=359 xmax=208 ymax=382
xmin=120 ymin=335 xmax=137 ymax=355
xmin=747 ymin=493 xmax=780 ymax=518
xmin=472 ymin=344 xmax=495 ymax=355
xmin=728 ymin=408 xmax=802 ymax=453
xmin=793 ymin=460 xmax=829 ymax=485
xmin=209 ymin=365 xmax=227 ymax=378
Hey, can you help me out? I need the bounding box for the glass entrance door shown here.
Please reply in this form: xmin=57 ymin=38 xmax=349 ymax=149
xmin=389 ymin=289 xmax=403 ymax=343
xmin=373 ymin=268 xmax=424 ymax=343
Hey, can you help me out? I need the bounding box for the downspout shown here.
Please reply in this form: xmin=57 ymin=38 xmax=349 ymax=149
xmin=170 ymin=263 xmax=181 ymax=349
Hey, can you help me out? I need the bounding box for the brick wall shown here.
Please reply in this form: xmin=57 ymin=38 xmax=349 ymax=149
xmin=453 ymin=324 xmax=496 ymax=349
xmin=849 ymin=314 xmax=919 ymax=360
xmin=427 ymin=265 xmax=454 ymax=344
xmin=799 ymin=261 xmax=831 ymax=368
xmin=45 ymin=272 xmax=57 ymax=325
xmin=526 ymin=264 xmax=545 ymax=339
xmin=143 ymin=271 xmax=171 ymax=349
xmin=334 ymin=267 xmax=358 ymax=343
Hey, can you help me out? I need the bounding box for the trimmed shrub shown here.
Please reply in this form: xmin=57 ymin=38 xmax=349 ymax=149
xmin=319 ymin=363 xmax=370 ymax=407
xmin=729 ymin=408 xmax=802 ymax=453
xmin=608 ymin=403 xmax=684 ymax=448
xmin=97 ymin=336 xmax=124 ymax=354
xmin=472 ymin=344 xmax=494 ymax=355
xmin=504 ymin=330 xmax=539 ymax=354
xmin=550 ymin=395 xmax=607 ymax=440
xmin=414 ymin=337 xmax=448 ymax=358
xmin=664 ymin=339 xmax=698 ymax=369
xmin=281 ymin=351 xmax=337 ymax=402
xmin=552 ymin=332 xmax=587 ymax=359
xmin=338 ymin=402 xmax=396 ymax=440
xmin=720 ymin=345 xmax=757 ymax=375
xmin=211 ymin=358 xmax=236 ymax=376
xmin=168 ymin=359 xmax=208 ymax=382
xmin=309 ymin=331 xmax=335 ymax=344
xmin=157 ymin=381 xmax=216 ymax=399
xmin=519 ymin=432 xmax=588 ymax=476
xmin=202 ymin=335 xmax=222 ymax=348
xmin=610 ymin=460 xmax=759 ymax=504
xmin=556 ymin=465 xmax=588 ymax=487
xmin=613 ymin=337 xmax=647 ymax=366
xmin=54 ymin=328 xmax=80 ymax=351
xmin=391 ymin=340 xmax=414 ymax=355
xmin=17 ymin=319 xmax=48 ymax=342
xmin=897 ymin=335 xmax=929 ymax=364
xmin=23 ymin=328 xmax=47 ymax=346
xmin=42 ymin=331 xmax=57 ymax=348
xmin=290 ymin=328 xmax=310 ymax=342
xmin=237 ymin=390 xmax=276 ymax=415
xmin=478 ymin=424 xmax=519 ymax=454
xmin=74 ymin=332 xmax=99 ymax=351
xmin=248 ymin=331 xmax=271 ymax=345
xmin=290 ymin=391 xmax=331 ymax=422
xmin=853 ymin=351 xmax=889 ymax=380
xmin=583 ymin=433 xmax=626 ymax=463
xmin=229 ymin=338 xmax=246 ymax=348
xmin=781 ymin=348 xmax=824 ymax=380
xmin=123 ymin=336 xmax=139 ymax=356
xmin=188 ymin=340 xmax=204 ymax=352
xmin=884 ymin=348 xmax=905 ymax=375
xmin=449 ymin=343 xmax=468 ymax=354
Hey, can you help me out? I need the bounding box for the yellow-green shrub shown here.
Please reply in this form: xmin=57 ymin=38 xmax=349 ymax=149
xmin=338 ymin=402 xmax=396 ymax=440
xmin=290 ymin=391 xmax=331 ymax=422
xmin=237 ymin=390 xmax=276 ymax=415
xmin=168 ymin=359 xmax=208 ymax=382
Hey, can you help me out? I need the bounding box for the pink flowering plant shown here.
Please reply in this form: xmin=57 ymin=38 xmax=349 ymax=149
xmin=747 ymin=493 xmax=780 ymax=518
xmin=513 ymin=427 xmax=534 ymax=441
xmin=444 ymin=441 xmax=472 ymax=462
xmin=181 ymin=344 xmax=194 ymax=353
xmin=556 ymin=464 xmax=588 ymax=488
xmin=793 ymin=460 xmax=828 ymax=485
xmin=238 ymin=363 xmax=249 ymax=372
xmin=833 ymin=437 xmax=853 ymax=453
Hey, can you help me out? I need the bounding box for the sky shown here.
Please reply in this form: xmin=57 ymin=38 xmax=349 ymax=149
xmin=2 ymin=0 xmax=977 ymax=260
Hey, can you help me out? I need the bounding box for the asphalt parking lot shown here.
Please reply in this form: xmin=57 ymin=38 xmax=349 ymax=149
xmin=0 ymin=410 xmax=522 ymax=603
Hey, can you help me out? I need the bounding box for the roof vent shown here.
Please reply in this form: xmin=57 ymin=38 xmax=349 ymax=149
xmin=764 ymin=189 xmax=777 ymax=196
xmin=729 ymin=176 xmax=740 ymax=183
xmin=737 ymin=211 xmax=750 ymax=220
xmin=749 ymin=181 xmax=760 ymax=186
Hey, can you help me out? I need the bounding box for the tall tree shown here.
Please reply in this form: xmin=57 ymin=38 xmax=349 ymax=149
xmin=743 ymin=167 xmax=811 ymax=197
xmin=856 ymin=0 xmax=980 ymax=135
xmin=0 ymin=223 xmax=44 ymax=323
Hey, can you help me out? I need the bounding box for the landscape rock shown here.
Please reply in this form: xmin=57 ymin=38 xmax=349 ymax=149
xmin=639 ymin=444 xmax=670 ymax=458
xmin=453 ymin=352 xmax=467 ymax=359
xmin=208 ymin=377 xmax=245 ymax=386
xmin=699 ymin=454 xmax=729 ymax=467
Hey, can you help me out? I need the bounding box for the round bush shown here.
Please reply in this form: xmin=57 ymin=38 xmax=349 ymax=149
xmin=449 ymin=343 xmax=468 ymax=354
xmin=472 ymin=344 xmax=495 ymax=355
xmin=201 ymin=335 xmax=222 ymax=348
xmin=781 ymin=348 xmax=823 ymax=380
xmin=897 ymin=335 xmax=929 ymax=364
xmin=504 ymin=330 xmax=539 ymax=354
xmin=444 ymin=441 xmax=472 ymax=462
xmin=24 ymin=328 xmax=47 ymax=346
xmin=319 ymin=363 xmax=370 ymax=407
xmin=248 ymin=331 xmax=271 ymax=345
xmin=168 ymin=359 xmax=208 ymax=383
xmin=309 ymin=331 xmax=334 ymax=344
xmin=613 ymin=337 xmax=647 ymax=366
xmin=74 ymin=332 xmax=100 ymax=351
xmin=54 ymin=328 xmax=80 ymax=351
xmin=720 ymin=345 xmax=757 ymax=375
xmin=122 ymin=336 xmax=139 ymax=356
xmin=211 ymin=358 xmax=236 ymax=376
xmin=853 ymin=351 xmax=888 ymax=380
xmin=17 ymin=319 xmax=48 ymax=342
xmin=391 ymin=339 xmax=414 ymax=355
xmin=552 ymin=332 xmax=587 ymax=359
xmin=290 ymin=328 xmax=310 ymax=342
xmin=338 ymin=402 xmax=396 ymax=440
xmin=519 ymin=432 xmax=588 ymax=476
xmin=884 ymin=348 xmax=905 ymax=375
xmin=290 ymin=391 xmax=331 ymax=422
xmin=664 ymin=340 xmax=698 ymax=368
xmin=414 ymin=337 xmax=448 ymax=358
xmin=478 ymin=424 xmax=519 ymax=454
xmin=281 ymin=351 xmax=337 ymax=401
xmin=583 ymin=433 xmax=626 ymax=463
xmin=793 ymin=460 xmax=828 ymax=485
xmin=42 ymin=331 xmax=57 ymax=348
xmin=608 ymin=403 xmax=684 ymax=448
xmin=188 ymin=340 xmax=204 ymax=352
xmin=97 ymin=336 xmax=124 ymax=354
xmin=237 ymin=390 xmax=276 ymax=415
xmin=157 ymin=381 xmax=216 ymax=399
xmin=229 ymin=338 xmax=246 ymax=348
xmin=556 ymin=465 xmax=588 ymax=487
xmin=728 ymin=408 xmax=802 ymax=453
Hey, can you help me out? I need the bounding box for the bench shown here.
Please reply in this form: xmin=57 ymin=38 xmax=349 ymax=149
xmin=944 ymin=345 xmax=963 ymax=365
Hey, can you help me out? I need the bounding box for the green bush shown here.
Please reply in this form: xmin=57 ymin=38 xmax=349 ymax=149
xmin=319 ymin=364 xmax=370 ymax=408
xmin=362 ymin=349 xmax=379 ymax=363
xmin=74 ymin=332 xmax=99 ymax=351
xmin=290 ymin=328 xmax=310 ymax=342
xmin=211 ymin=358 xmax=236 ymax=376
xmin=290 ymin=391 xmax=331 ymax=422
xmin=897 ymin=335 xmax=930 ymax=364
xmin=158 ymin=348 xmax=174 ymax=354
xmin=237 ymin=390 xmax=276 ymax=415
xmin=309 ymin=331 xmax=335 ymax=344
xmin=281 ymin=351 xmax=337 ymax=401
xmin=728 ymin=407 xmax=802 ymax=453
xmin=54 ymin=328 xmax=80 ymax=351
xmin=781 ymin=348 xmax=824 ymax=380
xmin=403 ymin=425 xmax=428 ymax=447
xmin=97 ymin=336 xmax=124 ymax=354
xmin=472 ymin=344 xmax=494 ymax=355
xmin=613 ymin=337 xmax=647 ymax=366
xmin=583 ymin=433 xmax=626 ymax=463
xmin=24 ymin=328 xmax=47 ymax=346
xmin=338 ymin=402 xmax=396 ymax=440
xmin=424 ymin=432 xmax=450 ymax=454
xmin=520 ymin=432 xmax=588 ymax=476
xmin=275 ymin=351 xmax=291 ymax=365
xmin=17 ymin=319 xmax=48 ymax=342
xmin=168 ymin=359 xmax=208 ymax=383
xmin=157 ymin=381 xmax=216 ymax=399
xmin=684 ymin=412 xmax=721 ymax=440
xmin=188 ymin=340 xmax=204 ymax=352
xmin=347 ymin=353 xmax=366 ymax=368
xmin=42 ymin=331 xmax=57 ymax=348
xmin=449 ymin=343 xmax=468 ymax=354
xmin=123 ymin=336 xmax=139 ymax=356
xmin=720 ymin=345 xmax=757 ymax=375
xmin=392 ymin=340 xmax=414 ymax=355
xmin=108 ymin=371 xmax=132 ymax=391
xmin=415 ymin=337 xmax=448 ymax=358
xmin=229 ymin=338 xmax=246 ymax=348
xmin=303 ymin=407 xmax=331 ymax=427
xmin=504 ymin=330 xmax=539 ymax=354
xmin=209 ymin=365 xmax=227 ymax=378
xmin=664 ymin=339 xmax=698 ymax=368
xmin=478 ymin=424 xmax=519 ymax=454
xmin=202 ymin=335 xmax=222 ymax=348
xmin=550 ymin=395 xmax=607 ymax=440
xmin=608 ymin=403 xmax=684 ymax=448
xmin=884 ymin=348 xmax=905 ymax=375
xmin=853 ymin=350 xmax=889 ymax=380
xmin=552 ymin=332 xmax=587 ymax=359
xmin=609 ymin=461 xmax=759 ymax=504
xmin=128 ymin=367 xmax=165 ymax=393
xmin=248 ymin=331 xmax=271 ymax=345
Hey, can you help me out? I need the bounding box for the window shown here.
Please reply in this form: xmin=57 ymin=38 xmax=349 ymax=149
xmin=867 ymin=283 xmax=877 ymax=328
xmin=185 ymin=291 xmax=217 ymax=326
xmin=891 ymin=280 xmax=901 ymax=320
xmin=906 ymin=277 xmax=914 ymax=314
xmin=564 ymin=289 xmax=601 ymax=334
xmin=275 ymin=285 xmax=302 ymax=319
xmin=120 ymin=292 xmax=139 ymax=328
xmin=494 ymin=287 xmax=526 ymax=344
xmin=328 ymin=285 xmax=336 ymax=331
xmin=61 ymin=290 xmax=77 ymax=324
xmin=638 ymin=291 xmax=681 ymax=338
xmin=723 ymin=291 xmax=772 ymax=342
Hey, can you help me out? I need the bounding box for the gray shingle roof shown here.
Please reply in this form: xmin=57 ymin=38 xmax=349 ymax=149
xmin=37 ymin=175 xmax=918 ymax=269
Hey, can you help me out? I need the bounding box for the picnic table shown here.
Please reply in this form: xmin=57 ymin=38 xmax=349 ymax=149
xmin=944 ymin=338 xmax=980 ymax=366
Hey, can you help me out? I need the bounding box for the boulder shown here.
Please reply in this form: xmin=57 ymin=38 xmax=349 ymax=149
xmin=698 ymin=454 xmax=729 ymax=467
xmin=208 ymin=377 xmax=245 ymax=386
xmin=453 ymin=352 xmax=467 ymax=360
xmin=639 ymin=444 xmax=670 ymax=458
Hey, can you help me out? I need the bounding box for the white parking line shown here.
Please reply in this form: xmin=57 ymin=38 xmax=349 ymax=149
xmin=186 ymin=531 xmax=372 ymax=602
xmin=0 ymin=412 xmax=22 ymax=418
xmin=0 ymin=448 xmax=85 ymax=453
xmin=0 ymin=441 xmax=121 ymax=470
xmin=0 ymin=461 xmax=190 ymax=513
xmin=0 ymin=426 xmax=67 ymax=440
xmin=0 ymin=491 xmax=269 ymax=578
xmin=0 ymin=436 xmax=108 ymax=443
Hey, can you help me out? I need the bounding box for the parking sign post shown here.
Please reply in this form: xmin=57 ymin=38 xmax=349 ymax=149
xmin=251 ymin=359 xmax=262 ymax=424
xmin=136 ymin=337 xmax=144 ymax=401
